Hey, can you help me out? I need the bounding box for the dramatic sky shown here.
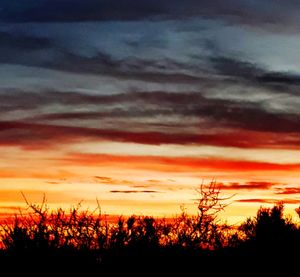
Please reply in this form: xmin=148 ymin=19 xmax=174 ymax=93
xmin=1 ymin=0 xmax=300 ymax=223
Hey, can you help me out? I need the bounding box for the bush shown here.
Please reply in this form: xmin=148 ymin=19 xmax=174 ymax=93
xmin=0 ymin=183 xmax=300 ymax=273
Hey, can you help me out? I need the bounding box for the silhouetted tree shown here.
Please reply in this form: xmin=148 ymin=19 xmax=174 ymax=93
xmin=173 ymin=181 xmax=232 ymax=250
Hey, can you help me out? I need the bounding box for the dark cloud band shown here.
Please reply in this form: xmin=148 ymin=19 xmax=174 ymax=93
xmin=1 ymin=0 xmax=300 ymax=33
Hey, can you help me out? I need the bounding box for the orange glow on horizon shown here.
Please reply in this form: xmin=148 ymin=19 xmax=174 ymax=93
xmin=0 ymin=141 xmax=300 ymax=224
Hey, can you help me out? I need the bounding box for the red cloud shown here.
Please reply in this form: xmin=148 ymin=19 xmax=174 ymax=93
xmin=236 ymin=198 xmax=300 ymax=204
xmin=219 ymin=181 xmax=277 ymax=190
xmin=60 ymin=153 xmax=300 ymax=172
xmin=1 ymin=121 xmax=300 ymax=150
xmin=275 ymin=187 xmax=300 ymax=195
xmin=110 ymin=190 xmax=159 ymax=194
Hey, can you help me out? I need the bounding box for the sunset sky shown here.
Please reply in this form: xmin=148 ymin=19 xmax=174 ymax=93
xmin=1 ymin=0 xmax=300 ymax=224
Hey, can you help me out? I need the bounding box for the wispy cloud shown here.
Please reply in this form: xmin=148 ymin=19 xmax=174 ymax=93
xmin=236 ymin=198 xmax=300 ymax=204
xmin=60 ymin=153 xmax=300 ymax=173
xmin=23 ymin=90 xmax=300 ymax=133
xmin=110 ymin=190 xmax=160 ymax=194
xmin=219 ymin=181 xmax=277 ymax=191
xmin=2 ymin=85 xmax=300 ymax=151
xmin=94 ymin=176 xmax=133 ymax=185
xmin=210 ymin=55 xmax=300 ymax=95
xmin=275 ymin=187 xmax=300 ymax=195
xmin=2 ymin=85 xmax=300 ymax=150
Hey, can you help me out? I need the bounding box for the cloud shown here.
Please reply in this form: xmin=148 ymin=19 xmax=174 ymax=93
xmin=0 ymin=90 xmax=127 ymax=112
xmin=60 ymin=153 xmax=300 ymax=173
xmin=94 ymin=176 xmax=114 ymax=183
xmin=236 ymin=198 xmax=300 ymax=204
xmin=0 ymin=45 xmax=204 ymax=84
xmin=2 ymin=28 xmax=299 ymax=131
xmin=132 ymin=185 xmax=150 ymax=189
xmin=210 ymin=55 xmax=300 ymax=95
xmin=275 ymin=187 xmax=300 ymax=195
xmin=2 ymin=118 xmax=300 ymax=150
xmin=1 ymin=119 xmax=300 ymax=150
xmin=0 ymin=31 xmax=58 ymax=69
xmin=4 ymin=33 xmax=300 ymax=92
xmin=45 ymin=181 xmax=62 ymax=184
xmin=110 ymin=190 xmax=160 ymax=194
xmin=1 ymin=1 xmax=300 ymax=218
xmin=2 ymin=88 xmax=300 ymax=151
xmin=0 ymin=167 xmax=74 ymax=179
xmin=2 ymin=28 xmax=300 ymax=136
xmin=219 ymin=181 xmax=277 ymax=191
xmin=3 ymin=88 xmax=300 ymax=138
xmin=94 ymin=176 xmax=133 ymax=185
xmin=0 ymin=0 xmax=164 ymax=23
xmin=1 ymin=0 xmax=300 ymax=32
xmin=1 ymin=22 xmax=300 ymax=152
xmin=0 ymin=31 xmax=51 ymax=50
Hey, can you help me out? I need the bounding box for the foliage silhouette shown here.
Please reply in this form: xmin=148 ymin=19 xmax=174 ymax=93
xmin=0 ymin=182 xmax=299 ymax=275
xmin=239 ymin=203 xmax=299 ymax=251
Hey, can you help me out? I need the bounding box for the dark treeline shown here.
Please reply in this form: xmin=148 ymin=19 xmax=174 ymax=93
xmin=0 ymin=182 xmax=299 ymax=275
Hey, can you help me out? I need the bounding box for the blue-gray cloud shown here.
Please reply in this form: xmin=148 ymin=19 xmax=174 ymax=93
xmin=1 ymin=0 xmax=300 ymax=32
xmin=1 ymin=3 xmax=300 ymax=151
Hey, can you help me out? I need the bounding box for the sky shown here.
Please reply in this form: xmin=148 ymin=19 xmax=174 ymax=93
xmin=1 ymin=0 xmax=300 ymax=223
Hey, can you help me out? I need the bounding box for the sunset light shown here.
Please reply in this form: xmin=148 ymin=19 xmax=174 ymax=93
xmin=0 ymin=0 xmax=300 ymax=225
xmin=1 ymin=1 xmax=300 ymax=274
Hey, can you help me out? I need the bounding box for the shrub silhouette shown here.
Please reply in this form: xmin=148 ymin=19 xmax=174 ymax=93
xmin=1 ymin=182 xmax=229 ymax=252
xmin=239 ymin=203 xmax=300 ymax=255
xmin=295 ymin=206 xmax=300 ymax=219
xmin=0 ymin=184 xmax=300 ymax=274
